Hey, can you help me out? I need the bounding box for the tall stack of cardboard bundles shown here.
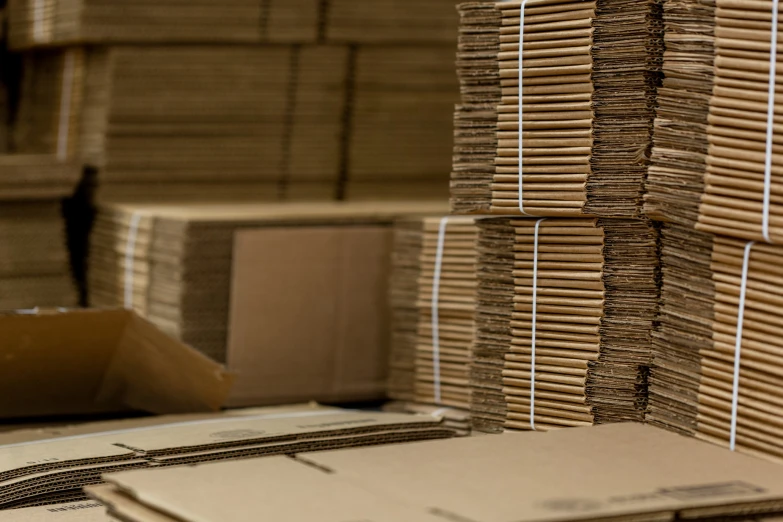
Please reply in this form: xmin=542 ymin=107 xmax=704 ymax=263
xmin=387 ymin=216 xmax=478 ymax=432
xmin=645 ymin=0 xmax=783 ymax=462
xmin=0 ymin=156 xmax=80 ymax=309
xmin=0 ymin=5 xmax=9 ymax=154
xmin=450 ymin=0 xmax=662 ymax=216
xmin=452 ymin=1 xmax=663 ymax=433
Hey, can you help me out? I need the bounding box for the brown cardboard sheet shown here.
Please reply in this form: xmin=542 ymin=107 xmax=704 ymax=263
xmin=0 ymin=501 xmax=108 ymax=521
xmin=0 ymin=308 xmax=232 ymax=420
xmin=92 ymin=424 xmax=783 ymax=522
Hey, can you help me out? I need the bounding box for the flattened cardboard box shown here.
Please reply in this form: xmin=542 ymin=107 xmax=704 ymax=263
xmin=91 ymin=423 xmax=783 ymax=522
xmin=227 ymin=225 xmax=391 ymax=406
xmin=0 ymin=501 xmax=108 ymax=521
xmin=0 ymin=309 xmax=232 ymax=419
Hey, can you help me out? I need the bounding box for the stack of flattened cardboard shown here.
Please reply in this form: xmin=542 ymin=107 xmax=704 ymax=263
xmin=324 ymin=0 xmax=459 ymax=43
xmin=697 ymin=0 xmax=783 ymax=243
xmin=452 ymin=0 xmax=663 ymax=217
xmin=344 ymin=46 xmax=457 ymax=200
xmin=414 ymin=217 xmax=478 ymax=411
xmin=6 ymin=0 xmax=263 ymax=48
xmin=644 ymin=0 xmax=715 ymax=226
xmin=387 ymin=219 xmax=425 ymax=403
xmin=383 ymin=402 xmax=472 ymax=436
xmin=0 ymin=201 xmax=77 ymax=309
xmin=0 ymin=5 xmax=9 ymax=154
xmin=0 ymin=404 xmax=453 ymax=510
xmin=452 ymin=3 xmax=501 ymax=214
xmin=89 ymin=201 xmax=447 ymax=406
xmin=88 ymin=424 xmax=783 ymax=522
xmin=387 ymin=216 xmax=479 ymax=418
xmin=0 ymin=155 xmax=80 ymax=200
xmin=646 ymin=224 xmax=714 ymax=438
xmin=472 ymin=217 xmax=657 ymax=433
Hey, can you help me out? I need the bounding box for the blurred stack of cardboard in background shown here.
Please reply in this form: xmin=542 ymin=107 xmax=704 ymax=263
xmin=7 ymin=0 xmax=461 ymax=203
xmin=88 ymin=200 xmax=447 ymax=408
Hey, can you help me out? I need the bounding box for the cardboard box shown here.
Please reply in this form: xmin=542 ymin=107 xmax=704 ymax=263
xmin=226 ymin=226 xmax=392 ymax=406
xmin=0 ymin=308 xmax=233 ymax=419
xmin=90 ymin=423 xmax=783 ymax=522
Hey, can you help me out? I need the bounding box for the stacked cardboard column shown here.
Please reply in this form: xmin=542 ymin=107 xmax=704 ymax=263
xmin=645 ymin=0 xmax=783 ymax=462
xmin=387 ymin=216 xmax=478 ymax=432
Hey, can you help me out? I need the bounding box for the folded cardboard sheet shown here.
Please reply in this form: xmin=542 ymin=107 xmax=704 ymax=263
xmin=89 ymin=423 xmax=783 ymax=522
xmin=0 ymin=155 xmax=80 ymax=200
xmin=0 ymin=308 xmax=232 ymax=420
xmin=0 ymin=405 xmax=452 ymax=510
xmin=472 ymin=217 xmax=658 ymax=433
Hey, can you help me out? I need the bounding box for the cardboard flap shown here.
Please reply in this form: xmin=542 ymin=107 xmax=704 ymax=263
xmin=97 ymin=314 xmax=234 ymax=414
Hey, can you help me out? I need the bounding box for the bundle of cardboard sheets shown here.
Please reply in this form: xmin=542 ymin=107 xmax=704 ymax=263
xmin=472 ymin=217 xmax=658 ymax=433
xmin=0 ymin=155 xmax=79 ymax=310
xmin=648 ymin=225 xmax=783 ymax=462
xmin=6 ymin=0 xmax=461 ymax=48
xmin=88 ymin=201 xmax=446 ymax=398
xmin=14 ymin=43 xmax=457 ymax=202
xmin=451 ymin=3 xmax=502 ymax=214
xmin=643 ymin=0 xmax=715 ymax=227
xmin=0 ymin=404 xmax=453 ymax=510
xmin=86 ymin=424 xmax=783 ymax=522
xmin=387 ymin=216 xmax=478 ymax=418
xmin=697 ymin=0 xmax=783 ymax=242
xmin=451 ymin=0 xmax=662 ymax=218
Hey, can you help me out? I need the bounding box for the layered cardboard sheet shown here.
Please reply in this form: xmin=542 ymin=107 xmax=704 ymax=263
xmin=644 ymin=0 xmax=715 ymax=226
xmin=698 ymin=0 xmax=783 ymax=243
xmin=88 ymin=201 xmax=447 ymax=370
xmin=0 ymin=405 xmax=453 ymax=510
xmin=451 ymin=0 xmax=662 ymax=218
xmin=384 ymin=401 xmax=472 ymax=436
xmin=90 ymin=424 xmax=783 ymax=522
xmin=472 ymin=217 xmax=658 ymax=433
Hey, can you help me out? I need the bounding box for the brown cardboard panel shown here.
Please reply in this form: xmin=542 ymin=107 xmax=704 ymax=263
xmin=98 ymin=424 xmax=783 ymax=522
xmin=226 ymin=226 xmax=392 ymax=407
xmin=0 ymin=309 xmax=232 ymax=419
xmin=0 ymin=501 xmax=108 ymax=521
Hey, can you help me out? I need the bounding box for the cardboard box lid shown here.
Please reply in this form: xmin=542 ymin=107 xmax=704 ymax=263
xmin=0 ymin=309 xmax=233 ymax=419
xmin=226 ymin=225 xmax=391 ymax=406
xmin=99 ymin=424 xmax=783 ymax=522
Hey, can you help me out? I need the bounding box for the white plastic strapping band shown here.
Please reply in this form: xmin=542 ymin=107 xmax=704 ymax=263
xmin=729 ymin=240 xmax=754 ymax=451
xmin=57 ymin=51 xmax=75 ymax=161
xmin=518 ymin=0 xmax=532 ymax=216
xmin=763 ymin=0 xmax=780 ymax=243
xmin=530 ymin=217 xmax=546 ymax=430
xmin=124 ymin=213 xmax=143 ymax=310
xmin=431 ymin=216 xmax=450 ymax=405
